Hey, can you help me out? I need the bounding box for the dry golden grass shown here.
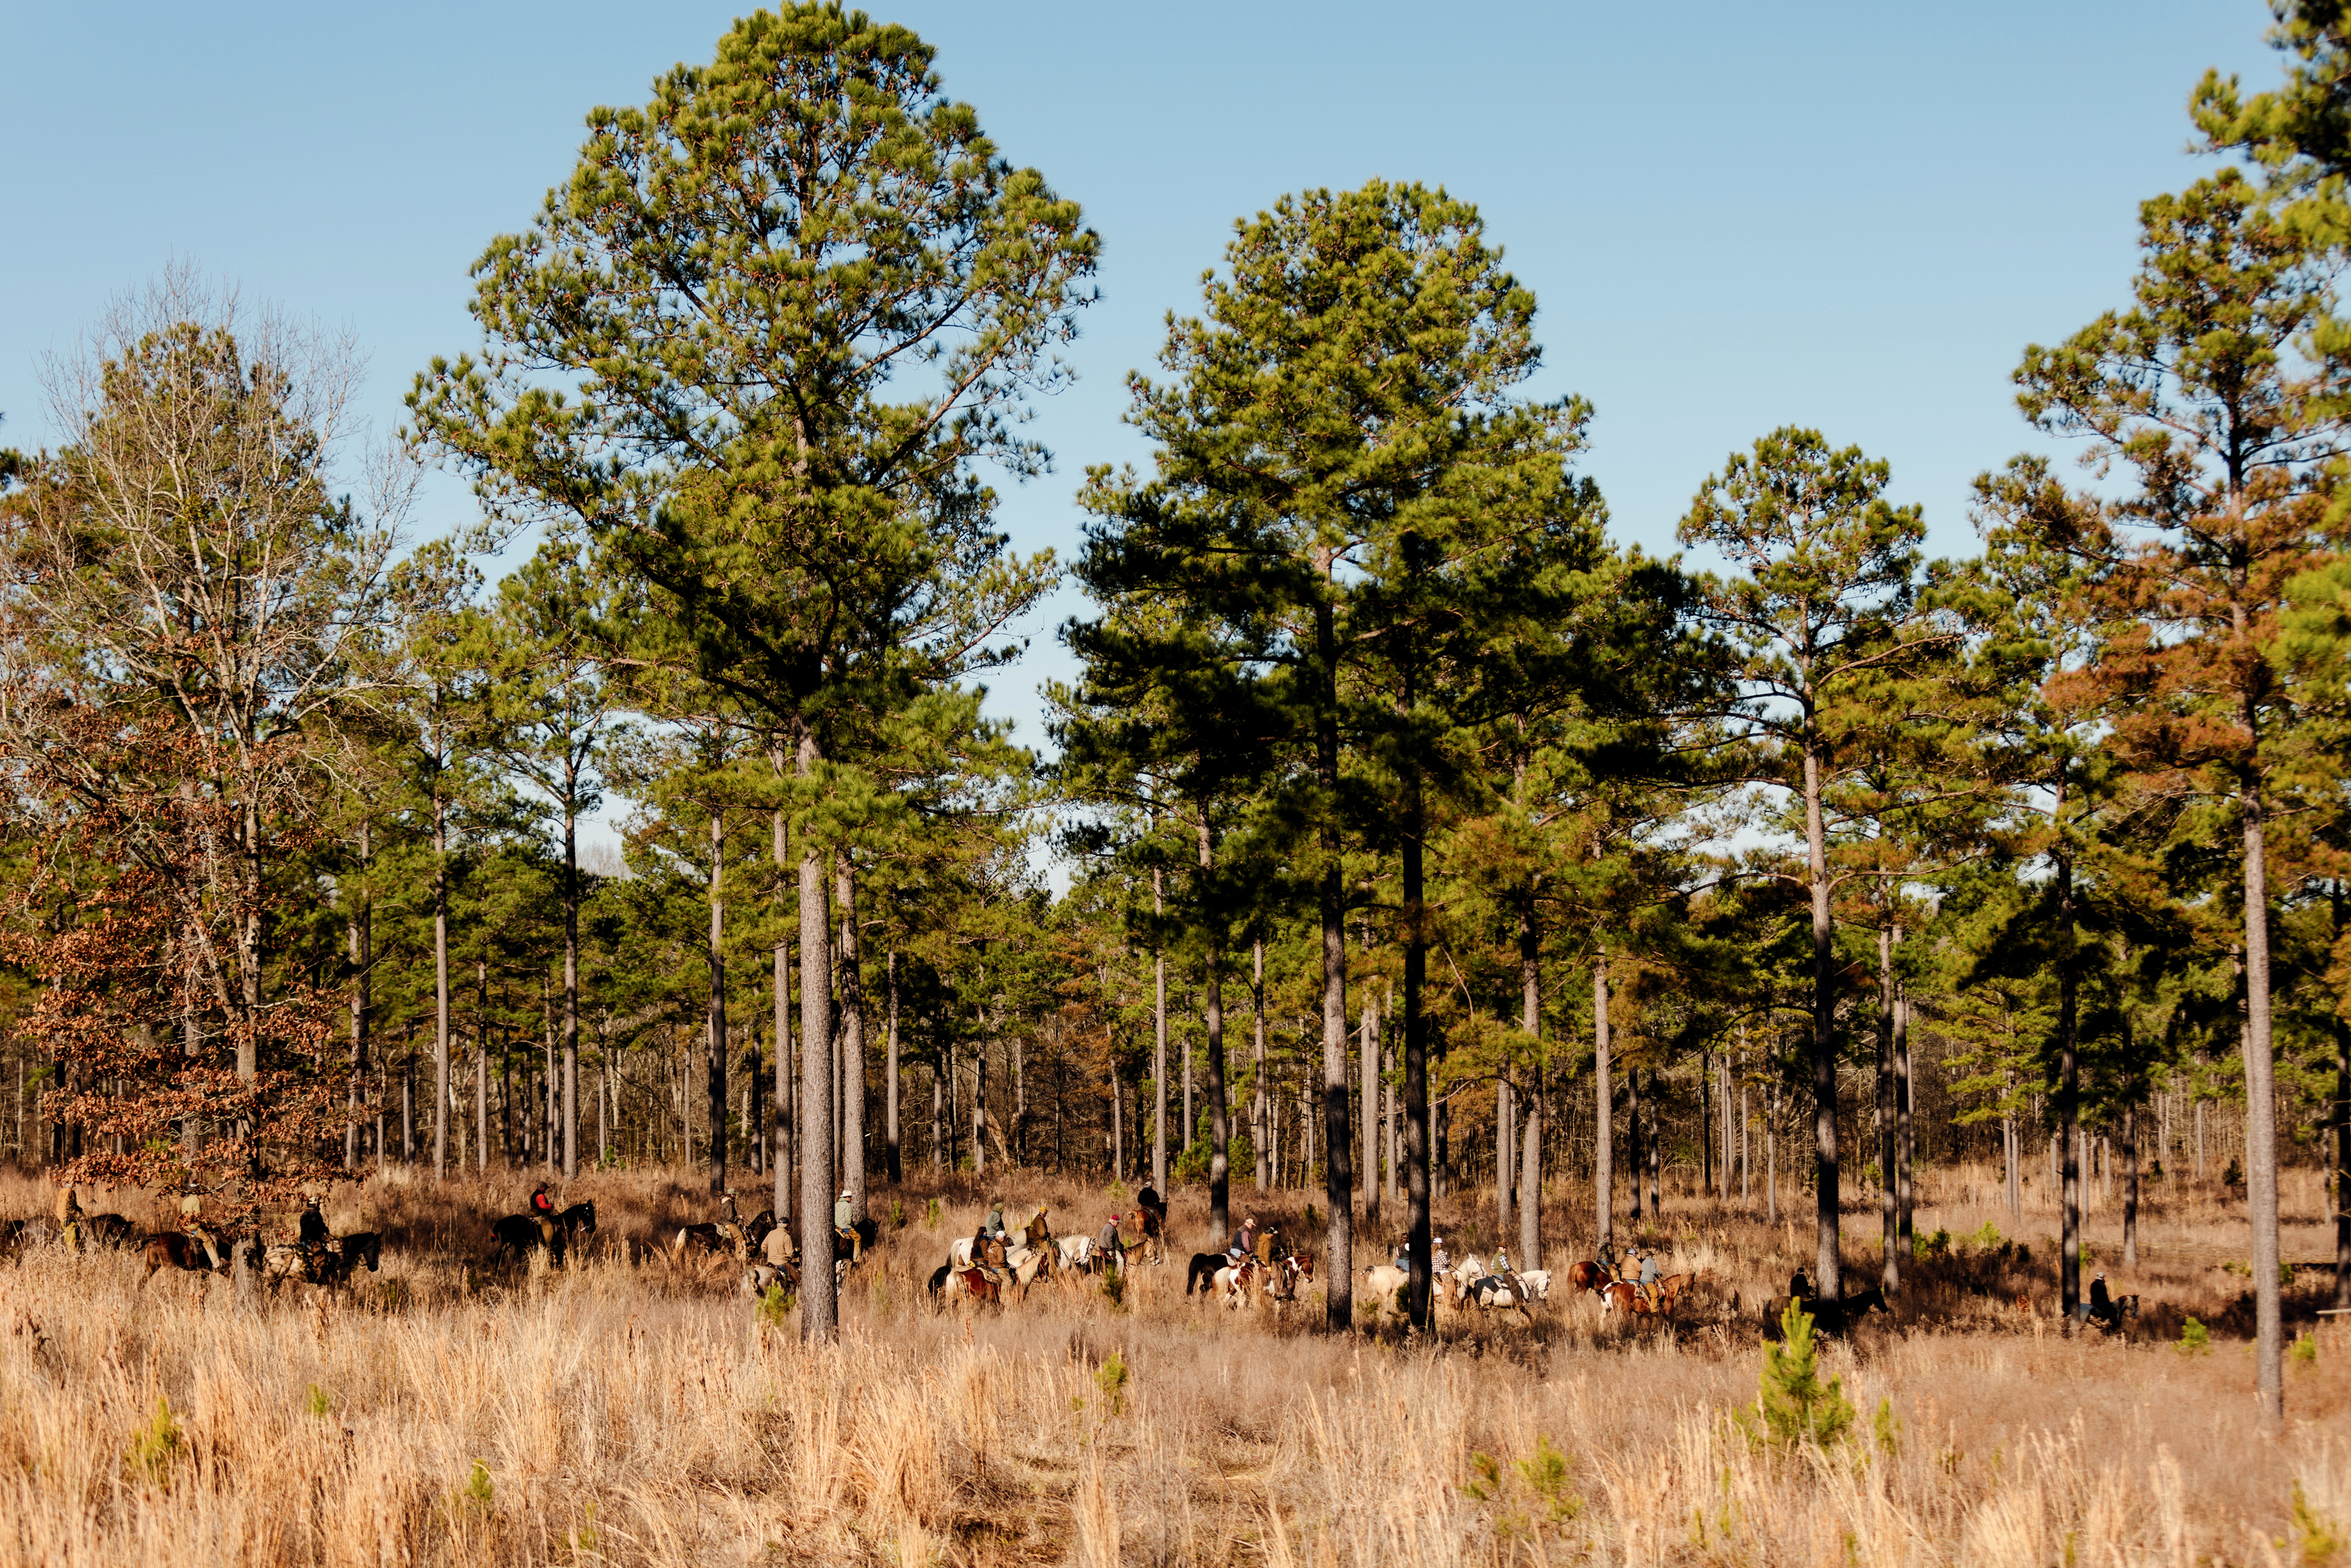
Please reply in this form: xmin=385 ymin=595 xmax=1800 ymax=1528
xmin=0 ymin=1159 xmax=2346 ymax=1566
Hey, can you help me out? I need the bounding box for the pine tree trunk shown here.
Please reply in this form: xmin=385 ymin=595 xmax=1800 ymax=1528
xmin=2242 ymin=784 xmax=2284 ymax=1426
xmin=1153 ymin=864 xmax=1168 ymax=1197
xmin=1198 ymin=817 xmax=1230 ymax=1243
xmin=1519 ymin=904 xmax=1541 ymax=1269
xmin=2005 ymin=1111 xmax=2020 ymax=1216
xmin=474 ymin=961 xmax=487 ymax=1175
xmin=771 ymin=799 xmax=793 ymax=1222
xmin=2332 ymin=882 xmax=2349 ymax=1311
xmin=708 ymin=809 xmax=729 ymax=1195
xmin=1254 ymin=942 xmax=1269 ymax=1193
xmin=2058 ymin=829 xmax=2081 ymax=1325
xmin=563 ymin=773 xmax=580 ymax=1182
xmin=433 ymin=784 xmax=451 ymax=1182
xmin=1879 ymin=922 xmax=1898 ymax=1295
xmin=1593 ymin=950 xmax=1613 ymax=1252
xmin=1361 ymin=985 xmax=1379 ymax=1225
xmin=1320 ymin=582 xmax=1355 ymax=1334
xmin=886 ymin=949 xmax=902 ymax=1185
xmin=1802 ymin=730 xmax=1840 ymax=1299
xmin=1896 ymin=954 xmax=1913 ymax=1244
xmin=2124 ymin=1100 xmax=2139 ymax=1267
xmin=795 ymin=725 xmax=837 ymax=1342
xmin=836 ymin=853 xmax=865 ymax=1222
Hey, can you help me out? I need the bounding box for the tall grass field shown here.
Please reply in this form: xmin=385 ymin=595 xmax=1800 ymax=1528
xmin=0 ymin=1162 xmax=2346 ymax=1566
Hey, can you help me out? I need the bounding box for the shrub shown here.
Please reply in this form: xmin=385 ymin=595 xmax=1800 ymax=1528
xmin=1514 ymin=1436 xmax=1581 ymax=1522
xmin=1094 ymin=1349 xmax=1129 ymax=1415
xmin=126 ymin=1396 xmax=182 ymax=1487
xmin=2293 ymin=1479 xmax=2346 ymax=1565
xmin=1737 ymin=1302 xmax=1854 ymax=1449
xmin=2178 ymin=1316 xmax=2211 ymax=1356
xmin=757 ymin=1284 xmax=794 ymax=1333
xmin=2291 ymin=1331 xmax=2319 ymax=1367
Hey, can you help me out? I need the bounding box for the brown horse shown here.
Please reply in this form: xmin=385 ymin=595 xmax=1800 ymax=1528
xmin=140 ymin=1232 xmax=219 ymax=1285
xmin=1599 ymin=1280 xmax=1657 ymax=1320
xmin=944 ymin=1265 xmax=1002 ymax=1310
xmin=1567 ymin=1260 xmax=1610 ymax=1296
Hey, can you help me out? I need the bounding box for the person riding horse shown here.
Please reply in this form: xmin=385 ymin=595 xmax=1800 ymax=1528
xmin=298 ymin=1198 xmax=329 ymax=1251
xmin=1636 ymin=1249 xmax=1663 ymax=1309
xmin=1136 ymin=1184 xmax=1167 ymax=1246
xmin=55 ymin=1184 xmax=82 ymax=1253
xmin=1492 ymin=1245 xmax=1521 ymax=1300
xmin=1097 ymin=1211 xmax=1126 ymax=1271
xmin=835 ymin=1190 xmax=862 ymax=1264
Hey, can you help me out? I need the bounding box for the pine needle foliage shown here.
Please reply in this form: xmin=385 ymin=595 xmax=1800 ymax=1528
xmin=1738 ymin=1302 xmax=1856 ymax=1450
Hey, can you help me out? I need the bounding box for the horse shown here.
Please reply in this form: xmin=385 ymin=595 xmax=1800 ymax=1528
xmin=1212 ymin=1257 xmax=1259 ymax=1308
xmin=1056 ymin=1235 xmax=1097 ymax=1273
xmin=262 ymin=1242 xmax=328 ymax=1291
xmin=332 ymin=1232 xmax=385 ymax=1274
xmin=669 ymin=1220 xmax=742 ymax=1265
xmin=1004 ymin=1244 xmax=1055 ymax=1295
xmin=1360 ymin=1263 xmax=1411 ymax=1322
xmin=1517 ymin=1269 xmax=1552 ymax=1302
xmin=1466 ymin=1271 xmax=1536 ymax=1323
xmin=1185 ymin=1251 xmax=1230 ymax=1297
xmin=939 ymin=1265 xmax=1003 ymax=1311
xmin=139 ymin=1232 xmax=219 ymax=1286
xmin=746 ymin=1260 xmax=799 ymax=1298
xmin=1797 ymin=1286 xmax=1888 ymax=1335
xmin=1450 ymin=1255 xmax=1487 ymax=1309
xmin=493 ymin=1213 xmax=565 ymax=1267
xmin=1263 ymin=1251 xmax=1315 ymax=1310
xmin=1599 ymin=1280 xmax=1659 ymax=1322
xmin=1132 ymin=1207 xmax=1166 ymax=1266
xmin=81 ymin=1213 xmax=136 ymax=1251
xmin=556 ymin=1202 xmax=597 ymax=1244
xmin=1650 ymin=1271 xmax=1702 ymax=1316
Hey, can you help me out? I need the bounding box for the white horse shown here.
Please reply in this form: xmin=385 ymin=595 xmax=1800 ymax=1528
xmin=1517 ymin=1269 xmax=1552 ymax=1302
xmin=1056 ymin=1234 xmax=1096 ymax=1272
xmin=1360 ymin=1264 xmax=1411 ymax=1322
xmin=1465 ymin=1270 xmax=1537 ymax=1322
xmin=1449 ymin=1254 xmax=1488 ymax=1309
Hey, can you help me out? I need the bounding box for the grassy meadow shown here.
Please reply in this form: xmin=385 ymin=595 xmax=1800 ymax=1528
xmin=0 ymin=1161 xmax=2346 ymax=1566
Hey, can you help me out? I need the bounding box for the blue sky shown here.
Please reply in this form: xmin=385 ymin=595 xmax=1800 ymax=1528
xmin=0 ymin=1 xmax=2286 ymax=806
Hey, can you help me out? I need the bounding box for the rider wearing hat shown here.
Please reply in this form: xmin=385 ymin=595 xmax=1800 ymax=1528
xmin=835 ymin=1190 xmax=862 ymax=1263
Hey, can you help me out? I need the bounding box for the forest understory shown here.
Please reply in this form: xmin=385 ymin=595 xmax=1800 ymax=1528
xmin=0 ymin=1162 xmax=2346 ymax=1567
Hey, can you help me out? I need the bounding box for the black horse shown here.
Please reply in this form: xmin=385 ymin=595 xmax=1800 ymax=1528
xmin=82 ymin=1213 xmax=136 ymax=1250
xmin=556 ymin=1201 xmax=597 ymax=1243
xmin=492 ymin=1213 xmax=564 ymax=1266
xmin=1185 ymin=1251 xmax=1230 ymax=1296
xmin=335 ymin=1232 xmax=386 ymax=1273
